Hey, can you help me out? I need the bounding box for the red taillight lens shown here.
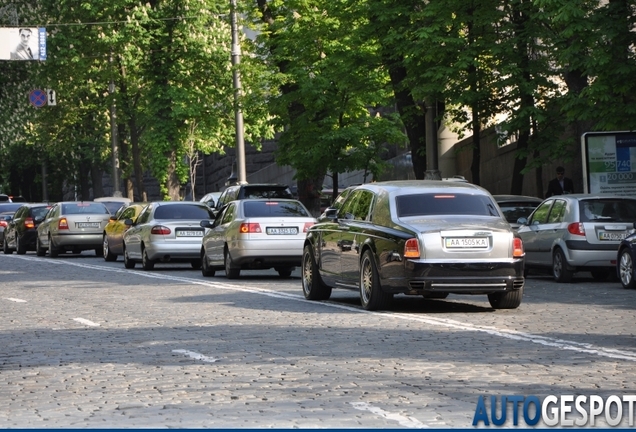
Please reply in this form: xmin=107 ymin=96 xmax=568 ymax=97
xmin=24 ymin=217 xmax=34 ymax=229
xmin=303 ymin=222 xmax=314 ymax=233
xmin=513 ymin=237 xmax=524 ymax=257
xmin=239 ymin=223 xmax=262 ymax=233
xmin=404 ymin=238 xmax=420 ymax=258
xmin=150 ymin=225 xmax=171 ymax=235
xmin=58 ymin=218 xmax=69 ymax=230
xmin=567 ymin=222 xmax=586 ymax=236
xmin=0 ymin=221 xmax=7 ymax=228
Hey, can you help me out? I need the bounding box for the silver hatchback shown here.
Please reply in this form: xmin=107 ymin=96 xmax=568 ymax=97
xmin=517 ymin=194 xmax=636 ymax=282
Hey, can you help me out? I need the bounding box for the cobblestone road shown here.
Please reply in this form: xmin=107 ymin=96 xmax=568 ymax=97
xmin=1 ymin=253 xmax=635 ymax=428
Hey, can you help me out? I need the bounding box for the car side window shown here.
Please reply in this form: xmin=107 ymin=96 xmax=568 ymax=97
xmin=547 ymin=200 xmax=566 ymax=223
xmin=351 ymin=190 xmax=374 ymax=221
xmin=137 ymin=205 xmax=152 ymax=224
xmin=221 ymin=203 xmax=236 ymax=225
xmin=529 ymin=200 xmax=552 ymax=225
xmin=338 ymin=191 xmax=360 ymax=220
xmin=120 ymin=207 xmax=136 ymax=220
xmin=14 ymin=207 xmax=25 ymax=218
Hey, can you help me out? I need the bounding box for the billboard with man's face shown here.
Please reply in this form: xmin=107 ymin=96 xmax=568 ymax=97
xmin=0 ymin=28 xmax=46 ymax=61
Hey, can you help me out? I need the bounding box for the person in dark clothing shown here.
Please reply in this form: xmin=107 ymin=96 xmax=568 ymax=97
xmin=546 ymin=166 xmax=574 ymax=198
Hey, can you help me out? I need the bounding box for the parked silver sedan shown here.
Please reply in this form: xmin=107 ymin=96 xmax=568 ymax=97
xmin=35 ymin=201 xmax=112 ymax=257
xmin=122 ymin=201 xmax=215 ymax=270
xmin=517 ymin=194 xmax=636 ymax=282
xmin=199 ymin=198 xmax=316 ymax=279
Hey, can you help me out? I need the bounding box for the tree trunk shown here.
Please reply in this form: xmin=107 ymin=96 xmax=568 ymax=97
xmin=166 ymin=150 xmax=181 ymax=201
xmin=470 ymin=105 xmax=481 ymax=186
xmin=90 ymin=164 xmax=104 ymax=198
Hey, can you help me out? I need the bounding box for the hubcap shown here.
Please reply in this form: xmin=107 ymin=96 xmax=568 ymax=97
xmin=553 ymin=253 xmax=562 ymax=278
xmin=103 ymin=237 xmax=109 ymax=256
xmin=302 ymin=252 xmax=312 ymax=294
xmin=361 ymin=258 xmax=372 ymax=304
xmin=620 ymin=252 xmax=633 ymax=286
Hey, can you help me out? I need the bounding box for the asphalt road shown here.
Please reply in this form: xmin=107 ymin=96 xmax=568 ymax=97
xmin=1 ymin=252 xmax=635 ymax=428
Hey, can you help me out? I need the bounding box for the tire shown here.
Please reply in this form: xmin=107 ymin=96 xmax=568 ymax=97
xmin=48 ymin=236 xmax=59 ymax=258
xmin=224 ymin=249 xmax=240 ymax=279
xmin=201 ymin=249 xmax=215 ymax=277
xmin=277 ymin=267 xmax=293 ymax=278
xmin=103 ymin=235 xmax=117 ymax=261
xmin=359 ymin=250 xmax=393 ymax=311
xmin=3 ymin=237 xmax=12 ymax=255
xmin=552 ymin=248 xmax=573 ymax=283
xmin=123 ymin=246 xmax=136 ymax=269
xmin=590 ymin=269 xmax=610 ymax=281
xmin=301 ymin=245 xmax=331 ymax=300
xmin=142 ymin=247 xmax=155 ymax=270
xmin=36 ymin=237 xmax=46 ymax=256
xmin=190 ymin=259 xmax=202 ymax=270
xmin=618 ymin=248 xmax=636 ymax=289
xmin=16 ymin=235 xmax=26 ymax=255
xmin=488 ymin=287 xmax=524 ymax=309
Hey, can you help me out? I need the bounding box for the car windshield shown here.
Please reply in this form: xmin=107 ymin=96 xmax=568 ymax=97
xmin=31 ymin=207 xmax=50 ymax=219
xmin=498 ymin=203 xmax=539 ymax=223
xmin=579 ymin=199 xmax=636 ymax=222
xmin=396 ymin=193 xmax=500 ymax=217
xmin=243 ymin=201 xmax=309 ymax=217
xmin=242 ymin=187 xmax=292 ymax=199
xmin=154 ymin=204 xmax=214 ymax=220
xmin=62 ymin=203 xmax=110 ymax=215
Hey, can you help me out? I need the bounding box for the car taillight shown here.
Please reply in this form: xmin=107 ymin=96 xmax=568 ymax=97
xmin=404 ymin=238 xmax=420 ymax=258
xmin=513 ymin=237 xmax=524 ymax=257
xmin=24 ymin=217 xmax=34 ymax=229
xmin=240 ymin=223 xmax=262 ymax=233
xmin=58 ymin=218 xmax=69 ymax=230
xmin=303 ymin=222 xmax=314 ymax=233
xmin=150 ymin=225 xmax=171 ymax=235
xmin=0 ymin=221 xmax=7 ymax=228
xmin=567 ymin=222 xmax=586 ymax=236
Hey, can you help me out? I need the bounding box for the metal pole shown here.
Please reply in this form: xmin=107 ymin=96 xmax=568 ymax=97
xmin=424 ymin=98 xmax=442 ymax=180
xmin=230 ymin=0 xmax=247 ymax=184
xmin=109 ymin=77 xmax=121 ymax=195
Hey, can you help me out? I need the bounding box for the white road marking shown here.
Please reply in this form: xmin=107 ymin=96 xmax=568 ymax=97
xmin=172 ymin=349 xmax=219 ymax=363
xmin=4 ymin=297 xmax=26 ymax=303
xmin=73 ymin=318 xmax=100 ymax=327
xmin=7 ymin=255 xmax=636 ymax=362
xmin=350 ymin=402 xmax=428 ymax=428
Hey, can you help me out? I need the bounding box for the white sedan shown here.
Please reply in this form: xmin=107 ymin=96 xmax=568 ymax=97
xmin=122 ymin=201 xmax=215 ymax=270
xmin=200 ymin=198 xmax=317 ymax=278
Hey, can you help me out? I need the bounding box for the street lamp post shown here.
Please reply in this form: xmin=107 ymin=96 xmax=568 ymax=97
xmin=424 ymin=98 xmax=442 ymax=180
xmin=230 ymin=0 xmax=247 ymax=184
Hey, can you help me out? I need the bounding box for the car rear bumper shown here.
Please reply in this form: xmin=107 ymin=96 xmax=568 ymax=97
xmin=565 ymin=240 xmax=620 ymax=267
xmin=231 ymin=239 xmax=304 ymax=267
xmin=388 ymin=259 xmax=524 ymax=295
xmin=146 ymin=242 xmax=201 ymax=261
xmin=53 ymin=233 xmax=102 ymax=249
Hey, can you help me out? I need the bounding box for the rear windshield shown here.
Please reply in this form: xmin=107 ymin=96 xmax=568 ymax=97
xmin=31 ymin=207 xmax=50 ymax=219
xmin=243 ymin=201 xmax=309 ymax=217
xmin=62 ymin=203 xmax=110 ymax=215
xmin=396 ymin=193 xmax=500 ymax=217
xmin=580 ymin=199 xmax=636 ymax=222
xmin=154 ymin=204 xmax=214 ymax=220
xmin=240 ymin=187 xmax=293 ymax=199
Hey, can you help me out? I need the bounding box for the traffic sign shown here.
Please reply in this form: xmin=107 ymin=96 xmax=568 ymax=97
xmin=29 ymin=89 xmax=47 ymax=108
xmin=46 ymin=89 xmax=56 ymax=106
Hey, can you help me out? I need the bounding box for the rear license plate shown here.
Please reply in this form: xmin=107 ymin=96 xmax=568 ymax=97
xmin=445 ymin=237 xmax=488 ymax=248
xmin=266 ymin=227 xmax=298 ymax=235
xmin=76 ymin=222 xmax=100 ymax=229
xmin=598 ymin=231 xmax=627 ymax=241
xmin=176 ymin=230 xmax=203 ymax=237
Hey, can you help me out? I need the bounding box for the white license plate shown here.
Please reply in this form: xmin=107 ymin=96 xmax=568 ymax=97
xmin=266 ymin=227 xmax=298 ymax=235
xmin=176 ymin=230 xmax=203 ymax=237
xmin=598 ymin=232 xmax=627 ymax=241
xmin=445 ymin=237 xmax=488 ymax=248
xmin=76 ymin=222 xmax=100 ymax=229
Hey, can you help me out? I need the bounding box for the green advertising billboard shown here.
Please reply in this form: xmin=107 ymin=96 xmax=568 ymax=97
xmin=582 ymin=131 xmax=636 ymax=196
